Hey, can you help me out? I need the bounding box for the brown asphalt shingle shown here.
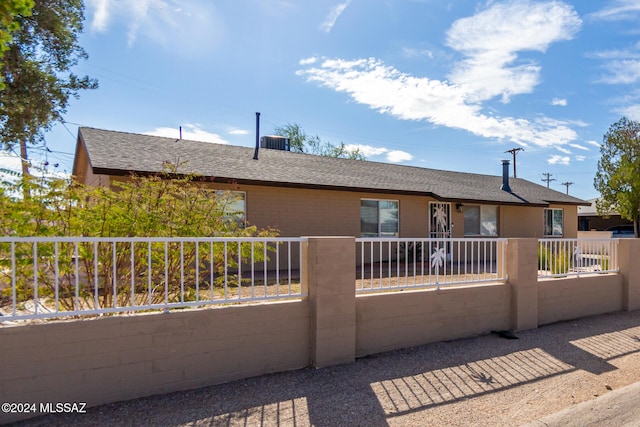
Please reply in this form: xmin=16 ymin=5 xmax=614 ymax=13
xmin=76 ymin=127 xmax=587 ymax=207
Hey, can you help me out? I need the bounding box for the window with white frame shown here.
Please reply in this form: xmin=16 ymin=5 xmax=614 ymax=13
xmin=544 ymin=208 xmax=563 ymax=236
xmin=360 ymin=199 xmax=399 ymax=237
xmin=216 ymin=191 xmax=246 ymax=227
xmin=462 ymin=205 xmax=498 ymax=236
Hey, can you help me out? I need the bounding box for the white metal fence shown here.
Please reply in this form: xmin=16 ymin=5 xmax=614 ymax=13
xmin=538 ymin=238 xmax=619 ymax=278
xmin=0 ymin=237 xmax=306 ymax=321
xmin=356 ymin=238 xmax=507 ymax=293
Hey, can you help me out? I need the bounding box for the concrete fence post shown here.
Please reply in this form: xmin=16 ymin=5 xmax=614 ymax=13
xmin=507 ymin=238 xmax=539 ymax=331
xmin=302 ymin=237 xmax=356 ymax=368
xmin=618 ymin=239 xmax=640 ymax=311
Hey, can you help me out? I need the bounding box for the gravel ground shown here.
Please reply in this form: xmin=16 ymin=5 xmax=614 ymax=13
xmin=8 ymin=310 xmax=640 ymax=427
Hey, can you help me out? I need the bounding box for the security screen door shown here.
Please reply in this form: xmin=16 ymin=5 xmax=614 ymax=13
xmin=429 ymin=202 xmax=451 ymax=238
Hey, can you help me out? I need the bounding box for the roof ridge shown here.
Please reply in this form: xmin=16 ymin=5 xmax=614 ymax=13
xmin=80 ymin=127 xmax=508 ymax=180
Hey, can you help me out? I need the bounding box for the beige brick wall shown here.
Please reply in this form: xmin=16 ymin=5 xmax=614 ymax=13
xmin=225 ymin=184 xmax=579 ymax=239
xmin=223 ymin=184 xmax=435 ymax=238
xmin=538 ymin=275 xmax=624 ymax=325
xmin=0 ymin=302 xmax=309 ymax=423
xmin=355 ymin=283 xmax=512 ymax=357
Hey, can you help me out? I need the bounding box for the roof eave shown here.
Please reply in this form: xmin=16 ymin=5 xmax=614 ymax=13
xmin=92 ymin=167 xmax=566 ymax=206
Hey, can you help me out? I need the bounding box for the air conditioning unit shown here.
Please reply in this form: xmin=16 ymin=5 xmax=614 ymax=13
xmin=260 ymin=136 xmax=290 ymax=151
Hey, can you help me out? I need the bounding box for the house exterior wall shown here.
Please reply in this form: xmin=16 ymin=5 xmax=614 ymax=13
xmin=206 ymin=183 xmax=579 ymax=268
xmin=209 ymin=182 xmax=437 ymax=238
xmin=73 ymin=143 xmax=111 ymax=187
xmin=71 ymin=147 xmax=580 ymax=239
xmin=217 ymin=183 xmax=578 ymax=239
xmin=501 ymin=205 xmax=543 ymax=237
xmin=559 ymin=204 xmax=578 ymax=238
xmin=501 ymin=204 xmax=578 ymax=238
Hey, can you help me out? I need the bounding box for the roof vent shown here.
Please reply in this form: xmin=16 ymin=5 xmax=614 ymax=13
xmin=260 ymin=136 xmax=290 ymax=151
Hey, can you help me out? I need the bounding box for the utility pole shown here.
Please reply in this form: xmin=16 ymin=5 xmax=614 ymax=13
xmin=504 ymin=147 xmax=524 ymax=178
xmin=561 ymin=181 xmax=574 ymax=195
xmin=541 ymin=172 xmax=556 ymax=188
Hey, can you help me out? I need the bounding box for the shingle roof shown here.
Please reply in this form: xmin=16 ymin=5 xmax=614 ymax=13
xmin=76 ymin=127 xmax=588 ymax=207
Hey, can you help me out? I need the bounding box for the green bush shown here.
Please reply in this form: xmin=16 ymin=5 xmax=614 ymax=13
xmin=0 ymin=168 xmax=278 ymax=310
xmin=538 ymin=244 xmax=570 ymax=275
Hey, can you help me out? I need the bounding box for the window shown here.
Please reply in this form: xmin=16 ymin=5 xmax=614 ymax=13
xmin=361 ymin=199 xmax=399 ymax=237
xmin=462 ymin=205 xmax=498 ymax=236
xmin=216 ymin=191 xmax=246 ymax=227
xmin=544 ymin=208 xmax=563 ymax=236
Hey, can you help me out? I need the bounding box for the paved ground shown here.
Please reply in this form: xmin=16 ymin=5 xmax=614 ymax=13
xmin=8 ymin=310 xmax=640 ymax=426
xmin=523 ymin=381 xmax=640 ymax=427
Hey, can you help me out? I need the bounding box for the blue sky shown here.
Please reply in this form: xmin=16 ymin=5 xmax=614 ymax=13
xmin=3 ymin=0 xmax=640 ymax=200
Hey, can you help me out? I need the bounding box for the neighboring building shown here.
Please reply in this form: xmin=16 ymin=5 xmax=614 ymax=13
xmin=72 ymin=127 xmax=588 ymax=239
xmin=578 ymin=198 xmax=634 ymax=232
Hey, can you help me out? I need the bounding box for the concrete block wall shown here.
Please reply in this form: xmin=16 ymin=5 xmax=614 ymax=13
xmin=0 ymin=301 xmax=309 ymax=423
xmin=356 ymin=283 xmax=511 ymax=357
xmin=2 ymin=237 xmax=639 ymax=423
xmin=538 ymin=275 xmax=624 ymax=325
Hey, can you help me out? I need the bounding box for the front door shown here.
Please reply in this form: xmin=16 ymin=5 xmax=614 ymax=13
xmin=429 ymin=202 xmax=451 ymax=238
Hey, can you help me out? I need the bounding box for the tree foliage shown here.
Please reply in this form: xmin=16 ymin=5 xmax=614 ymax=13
xmin=0 ymin=170 xmax=278 ymax=309
xmin=0 ymin=0 xmax=96 ymax=176
xmin=594 ymin=117 xmax=640 ymax=237
xmin=274 ymin=123 xmax=366 ymax=160
xmin=0 ymin=169 xmax=275 ymax=238
xmin=0 ymin=0 xmax=33 ymax=89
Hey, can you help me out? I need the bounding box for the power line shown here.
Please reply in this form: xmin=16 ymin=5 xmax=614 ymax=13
xmin=541 ymin=172 xmax=556 ymax=188
xmin=504 ymin=147 xmax=524 ymax=178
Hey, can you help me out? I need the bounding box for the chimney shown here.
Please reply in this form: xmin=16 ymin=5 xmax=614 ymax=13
xmin=501 ymin=160 xmax=512 ymax=193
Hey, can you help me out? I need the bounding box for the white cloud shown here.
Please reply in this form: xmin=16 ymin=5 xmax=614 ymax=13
xmin=344 ymin=144 xmax=413 ymax=163
xmin=86 ymin=0 xmax=222 ymax=53
xmin=552 ymin=98 xmax=568 ymax=106
xmin=586 ymin=140 xmax=601 ymax=147
xmin=386 ymin=150 xmax=413 ymax=163
xmin=298 ymin=1 xmax=582 ymax=151
xmin=556 ymin=146 xmax=572 ymax=154
xmin=618 ymin=104 xmax=640 ymax=120
xmin=320 ymin=0 xmax=352 ymax=33
xmin=569 ymin=143 xmax=589 ymax=150
xmin=401 ymin=47 xmax=434 ymax=60
xmin=591 ymin=36 xmax=640 ymax=85
xmin=345 ymin=144 xmax=389 ymax=157
xmin=89 ymin=0 xmax=111 ymax=32
xmin=590 ymin=0 xmax=640 ymax=21
xmin=445 ymin=0 xmax=581 ymax=103
xmin=600 ymin=59 xmax=640 ymax=84
xmin=228 ymin=129 xmax=249 ymax=135
xmin=144 ymin=124 xmax=228 ymax=144
xmin=297 ymin=57 xmax=578 ymax=149
xmin=575 ymin=155 xmax=586 ymax=161
xmin=548 ymin=155 xmax=570 ymax=165
xmin=299 ymin=57 xmax=317 ymax=66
